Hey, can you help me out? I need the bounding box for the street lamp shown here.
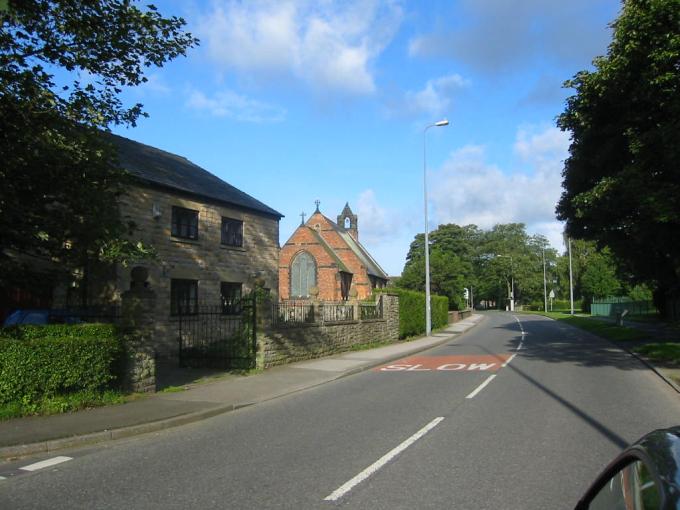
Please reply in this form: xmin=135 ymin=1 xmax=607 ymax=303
xmin=423 ymin=119 xmax=449 ymax=336
xmin=542 ymin=247 xmax=548 ymax=313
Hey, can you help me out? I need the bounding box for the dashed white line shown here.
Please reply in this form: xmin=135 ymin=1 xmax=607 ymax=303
xmin=20 ymin=456 xmax=72 ymax=472
xmin=513 ymin=315 xmax=525 ymax=350
xmin=501 ymin=353 xmax=518 ymax=367
xmin=324 ymin=417 xmax=445 ymax=502
xmin=466 ymin=375 xmax=497 ymax=399
xmin=0 ymin=476 xmax=6 ymax=481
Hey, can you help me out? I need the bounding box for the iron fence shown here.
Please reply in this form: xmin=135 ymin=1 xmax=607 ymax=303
xmin=272 ymin=301 xmax=315 ymax=325
xmin=591 ymin=299 xmax=657 ymax=317
xmin=360 ymin=300 xmax=383 ymax=320
xmin=321 ymin=303 xmax=354 ymax=322
xmin=178 ymin=297 xmax=256 ymax=369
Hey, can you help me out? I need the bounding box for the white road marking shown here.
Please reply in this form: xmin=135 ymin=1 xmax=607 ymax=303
xmin=466 ymin=375 xmax=497 ymax=399
xmin=20 ymin=456 xmax=72 ymax=472
xmin=324 ymin=417 xmax=445 ymax=502
xmin=501 ymin=353 xmax=517 ymax=367
xmin=513 ymin=316 xmax=525 ymax=350
xmin=0 ymin=476 xmax=6 ymax=481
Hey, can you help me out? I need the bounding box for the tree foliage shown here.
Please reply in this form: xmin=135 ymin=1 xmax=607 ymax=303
xmin=398 ymin=223 xmax=559 ymax=310
xmin=0 ymin=1 xmax=197 ymax=295
xmin=556 ymin=0 xmax=680 ymax=310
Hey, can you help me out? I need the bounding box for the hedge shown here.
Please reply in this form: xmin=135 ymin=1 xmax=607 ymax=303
xmin=378 ymin=289 xmax=448 ymax=338
xmin=0 ymin=324 xmax=122 ymax=406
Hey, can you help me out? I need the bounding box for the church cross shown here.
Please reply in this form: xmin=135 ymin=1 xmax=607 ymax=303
xmin=300 ymin=211 xmax=306 ymax=225
xmin=314 ymin=199 xmax=320 ymax=212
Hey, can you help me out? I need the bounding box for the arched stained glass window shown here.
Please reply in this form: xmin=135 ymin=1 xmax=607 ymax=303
xmin=291 ymin=251 xmax=316 ymax=298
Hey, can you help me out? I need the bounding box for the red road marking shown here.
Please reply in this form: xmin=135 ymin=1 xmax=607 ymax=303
xmin=375 ymin=354 xmax=513 ymax=372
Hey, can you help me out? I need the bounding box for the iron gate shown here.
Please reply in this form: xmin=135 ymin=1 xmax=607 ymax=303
xmin=178 ymin=295 xmax=256 ymax=369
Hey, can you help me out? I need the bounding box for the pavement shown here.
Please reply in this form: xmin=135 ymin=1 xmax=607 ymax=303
xmin=0 ymin=315 xmax=484 ymax=461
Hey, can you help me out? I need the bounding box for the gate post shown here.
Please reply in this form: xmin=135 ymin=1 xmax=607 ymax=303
xmin=120 ymin=267 xmax=157 ymax=392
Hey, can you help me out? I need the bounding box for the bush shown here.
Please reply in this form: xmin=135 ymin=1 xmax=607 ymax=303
xmin=378 ymin=289 xmax=448 ymax=338
xmin=0 ymin=323 xmax=122 ymax=407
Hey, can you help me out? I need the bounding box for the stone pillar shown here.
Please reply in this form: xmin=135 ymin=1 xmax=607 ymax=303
xmin=120 ymin=267 xmax=157 ymax=393
xmin=349 ymin=288 xmax=359 ymax=321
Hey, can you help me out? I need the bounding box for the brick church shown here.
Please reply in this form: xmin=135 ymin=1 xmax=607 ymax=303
xmin=279 ymin=202 xmax=389 ymax=301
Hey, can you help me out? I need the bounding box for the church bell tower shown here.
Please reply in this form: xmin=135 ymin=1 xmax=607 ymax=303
xmin=337 ymin=203 xmax=358 ymax=241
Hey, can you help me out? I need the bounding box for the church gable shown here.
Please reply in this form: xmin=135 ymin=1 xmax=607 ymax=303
xmin=278 ymin=203 xmax=389 ymax=301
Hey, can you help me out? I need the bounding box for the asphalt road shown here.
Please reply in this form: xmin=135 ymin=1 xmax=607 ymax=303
xmin=2 ymin=312 xmax=680 ymax=509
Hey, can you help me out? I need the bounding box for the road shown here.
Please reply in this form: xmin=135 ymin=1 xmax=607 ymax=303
xmin=2 ymin=312 xmax=680 ymax=509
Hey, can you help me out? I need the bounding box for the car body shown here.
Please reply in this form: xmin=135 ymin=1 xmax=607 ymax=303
xmin=576 ymin=427 xmax=680 ymax=509
xmin=2 ymin=309 xmax=81 ymax=327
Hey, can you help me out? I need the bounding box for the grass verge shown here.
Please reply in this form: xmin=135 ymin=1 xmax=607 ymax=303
xmin=633 ymin=343 xmax=680 ymax=364
xmin=0 ymin=390 xmax=127 ymax=421
xmin=518 ymin=311 xmax=647 ymax=342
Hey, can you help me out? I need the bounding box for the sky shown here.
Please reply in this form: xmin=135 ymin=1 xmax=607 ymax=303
xmin=111 ymin=0 xmax=622 ymax=276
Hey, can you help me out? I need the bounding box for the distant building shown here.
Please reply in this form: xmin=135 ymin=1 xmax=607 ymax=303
xmin=279 ymin=202 xmax=388 ymax=301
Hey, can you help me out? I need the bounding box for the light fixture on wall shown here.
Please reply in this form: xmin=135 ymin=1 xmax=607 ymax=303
xmin=152 ymin=203 xmax=162 ymax=219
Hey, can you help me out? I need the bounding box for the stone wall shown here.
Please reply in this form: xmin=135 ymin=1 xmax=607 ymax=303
xmin=448 ymin=309 xmax=473 ymax=324
xmin=258 ymin=294 xmax=399 ymax=368
xmin=116 ymin=184 xmax=280 ymax=358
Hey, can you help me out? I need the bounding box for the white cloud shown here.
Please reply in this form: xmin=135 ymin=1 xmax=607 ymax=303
xmin=197 ymin=0 xmax=403 ymax=95
xmin=186 ymin=89 xmax=286 ymax=123
xmin=408 ymin=0 xmax=616 ymax=74
xmin=356 ymin=189 xmax=408 ymax=244
xmin=429 ymin=125 xmax=570 ymax=250
xmin=394 ymin=73 xmax=469 ymax=118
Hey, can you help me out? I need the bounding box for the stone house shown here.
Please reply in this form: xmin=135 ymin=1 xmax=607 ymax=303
xmin=279 ymin=203 xmax=388 ymax=301
xmin=53 ymin=134 xmax=282 ymax=357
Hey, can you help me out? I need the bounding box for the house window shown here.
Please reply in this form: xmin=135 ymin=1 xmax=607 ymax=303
xmin=221 ymin=282 xmax=242 ymax=315
xmin=171 ymin=279 xmax=198 ymax=315
xmin=221 ymin=217 xmax=243 ymax=247
xmin=290 ymin=251 xmax=316 ymax=299
xmin=171 ymin=206 xmax=198 ymax=240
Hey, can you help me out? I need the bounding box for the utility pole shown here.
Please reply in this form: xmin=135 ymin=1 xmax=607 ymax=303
xmin=542 ymin=247 xmax=548 ymax=313
xmin=568 ymin=237 xmax=574 ymax=315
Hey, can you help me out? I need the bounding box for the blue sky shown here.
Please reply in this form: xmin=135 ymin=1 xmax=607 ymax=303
xmin=111 ymin=0 xmax=621 ymax=275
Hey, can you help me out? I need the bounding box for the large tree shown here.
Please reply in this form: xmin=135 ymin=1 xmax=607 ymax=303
xmin=556 ymin=0 xmax=680 ymax=312
xmin=0 ymin=1 xmax=197 ymax=300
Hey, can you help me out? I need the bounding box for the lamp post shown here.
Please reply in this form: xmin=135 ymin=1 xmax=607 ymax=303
xmin=423 ymin=119 xmax=449 ymax=336
xmin=542 ymin=247 xmax=548 ymax=313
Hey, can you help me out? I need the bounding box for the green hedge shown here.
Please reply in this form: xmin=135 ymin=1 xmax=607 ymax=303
xmin=0 ymin=324 xmax=122 ymax=406
xmin=378 ymin=289 xmax=448 ymax=338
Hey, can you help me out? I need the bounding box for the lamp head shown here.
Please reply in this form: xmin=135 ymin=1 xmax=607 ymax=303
xmin=435 ymin=119 xmax=449 ymax=127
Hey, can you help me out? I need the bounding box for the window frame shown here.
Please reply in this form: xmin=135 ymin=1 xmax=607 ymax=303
xmin=171 ymin=206 xmax=199 ymax=241
xmin=220 ymin=282 xmax=243 ymax=315
xmin=221 ymin=217 xmax=244 ymax=248
xmin=170 ymin=279 xmax=198 ymax=316
xmin=290 ymin=251 xmax=317 ymax=299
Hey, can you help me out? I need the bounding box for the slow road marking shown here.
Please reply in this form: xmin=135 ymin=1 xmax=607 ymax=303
xmin=375 ymin=354 xmax=512 ymax=373
xmin=324 ymin=417 xmax=445 ymax=502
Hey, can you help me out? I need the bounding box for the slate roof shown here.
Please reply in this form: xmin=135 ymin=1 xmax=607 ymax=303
xmin=327 ymin=220 xmax=389 ymax=280
xmin=110 ymin=134 xmax=283 ymax=218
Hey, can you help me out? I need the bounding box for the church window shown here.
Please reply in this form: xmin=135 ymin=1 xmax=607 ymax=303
xmin=340 ymin=272 xmax=353 ymax=300
xmin=290 ymin=251 xmax=316 ymax=298
xmin=344 ymin=217 xmax=350 ymax=229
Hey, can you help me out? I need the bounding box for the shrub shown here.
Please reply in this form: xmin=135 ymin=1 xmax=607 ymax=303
xmin=0 ymin=323 xmax=122 ymax=406
xmin=378 ymin=289 xmax=448 ymax=338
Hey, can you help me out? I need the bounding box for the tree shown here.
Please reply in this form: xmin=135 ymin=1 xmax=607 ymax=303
xmin=556 ymin=0 xmax=680 ymax=314
xmin=399 ymin=224 xmax=478 ymax=310
xmin=0 ymin=1 xmax=197 ymax=299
